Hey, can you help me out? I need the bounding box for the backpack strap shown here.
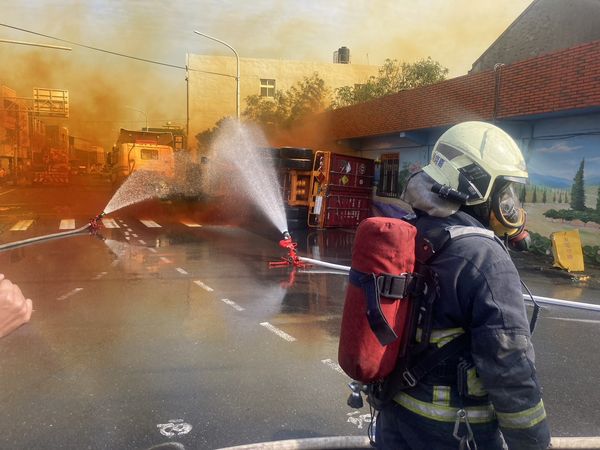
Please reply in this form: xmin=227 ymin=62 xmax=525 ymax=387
xmin=349 ymin=268 xmax=415 ymax=346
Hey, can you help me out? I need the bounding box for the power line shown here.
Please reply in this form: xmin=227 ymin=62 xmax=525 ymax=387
xmin=0 ymin=23 xmax=236 ymax=78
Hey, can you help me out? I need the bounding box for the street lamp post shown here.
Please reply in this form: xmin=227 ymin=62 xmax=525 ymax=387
xmin=193 ymin=31 xmax=240 ymax=120
xmin=124 ymin=106 xmax=148 ymax=131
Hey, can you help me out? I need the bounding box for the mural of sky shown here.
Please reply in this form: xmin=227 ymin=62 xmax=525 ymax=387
xmin=527 ymin=136 xmax=600 ymax=189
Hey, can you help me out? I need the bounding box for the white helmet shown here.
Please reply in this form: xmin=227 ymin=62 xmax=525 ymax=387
xmin=423 ymin=121 xmax=528 ymax=206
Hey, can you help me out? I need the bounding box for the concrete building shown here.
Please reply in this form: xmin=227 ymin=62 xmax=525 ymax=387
xmin=186 ymin=51 xmax=379 ymax=146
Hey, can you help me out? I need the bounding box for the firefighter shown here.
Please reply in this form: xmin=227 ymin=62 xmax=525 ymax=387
xmin=375 ymin=121 xmax=551 ymax=449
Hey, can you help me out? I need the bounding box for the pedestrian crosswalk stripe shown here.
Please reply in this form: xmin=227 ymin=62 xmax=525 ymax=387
xmin=59 ymin=219 xmax=75 ymax=230
xmin=181 ymin=220 xmax=202 ymax=227
xmin=102 ymin=218 xmax=120 ymax=228
xmin=10 ymin=220 xmax=33 ymax=231
xmin=140 ymin=220 xmax=161 ymax=228
xmin=193 ymin=280 xmax=214 ymax=292
xmin=259 ymin=322 xmax=296 ymax=342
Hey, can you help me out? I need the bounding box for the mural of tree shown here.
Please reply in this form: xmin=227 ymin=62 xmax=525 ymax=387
xmin=542 ymin=189 xmax=547 ymax=203
xmin=532 ymin=186 xmax=537 ymax=203
xmin=596 ymin=186 xmax=600 ymax=212
xmin=570 ymin=158 xmax=586 ymax=211
xmin=519 ymin=185 xmax=526 ymax=205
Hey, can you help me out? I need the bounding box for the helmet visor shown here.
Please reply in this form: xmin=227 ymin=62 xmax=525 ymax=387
xmin=493 ymin=182 xmax=524 ymax=228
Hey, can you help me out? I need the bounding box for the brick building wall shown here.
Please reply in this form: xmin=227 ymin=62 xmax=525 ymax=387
xmin=277 ymin=40 xmax=600 ymax=152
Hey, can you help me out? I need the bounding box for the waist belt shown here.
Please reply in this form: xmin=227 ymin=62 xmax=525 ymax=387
xmin=349 ymin=268 xmax=414 ymax=346
xmin=394 ymin=391 xmax=496 ymax=424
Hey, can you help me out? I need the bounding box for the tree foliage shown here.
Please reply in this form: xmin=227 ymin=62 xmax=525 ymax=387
xmin=331 ymin=57 xmax=449 ymax=108
xmin=195 ymin=116 xmax=230 ymax=152
xmin=570 ymin=158 xmax=586 ymax=211
xmin=242 ymin=72 xmax=329 ymax=129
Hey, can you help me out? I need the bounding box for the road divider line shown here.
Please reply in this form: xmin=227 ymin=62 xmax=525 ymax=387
xmin=10 ymin=220 xmax=33 ymax=231
xmin=0 ymin=189 xmax=16 ymax=197
xmin=102 ymin=218 xmax=120 ymax=228
xmin=259 ymin=322 xmax=296 ymax=342
xmin=140 ymin=220 xmax=162 ymax=228
xmin=160 ymin=256 xmax=172 ymax=263
xmin=193 ymin=280 xmax=214 ymax=292
xmin=59 ymin=219 xmax=75 ymax=230
xmin=321 ymin=358 xmax=346 ymax=376
xmin=181 ymin=220 xmax=202 ymax=227
xmin=176 ymin=267 xmax=188 ymax=275
xmin=57 ymin=287 xmax=84 ymax=301
xmin=220 ymin=298 xmax=245 ymax=311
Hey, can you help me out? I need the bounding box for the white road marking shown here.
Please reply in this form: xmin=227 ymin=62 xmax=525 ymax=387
xmin=59 ymin=219 xmax=75 ymax=230
xmin=132 ymin=233 xmax=138 ymax=238
xmin=321 ymin=358 xmax=346 ymax=376
xmin=193 ymin=280 xmax=214 ymax=292
xmin=347 ymin=411 xmax=372 ymax=429
xmin=93 ymin=272 xmax=108 ymax=280
xmin=147 ymin=248 xmax=157 ymax=253
xmin=160 ymin=256 xmax=172 ymax=264
xmin=102 ymin=218 xmax=120 ymax=228
xmin=125 ymin=236 xmax=131 ymax=241
xmin=57 ymin=287 xmax=84 ymax=301
xmin=138 ymin=239 xmax=147 ymax=245
xmin=10 ymin=220 xmax=33 ymax=231
xmin=220 ymin=298 xmax=245 ymax=311
xmin=124 ymin=231 xmax=130 ymax=236
xmin=176 ymin=267 xmax=188 ymax=275
xmin=547 ymin=316 xmax=600 ymax=324
xmin=156 ymin=419 xmax=192 ymax=438
xmin=181 ymin=220 xmax=202 ymax=227
xmin=0 ymin=189 xmax=16 ymax=196
xmin=126 ymin=228 xmax=133 ymax=232
xmin=259 ymin=322 xmax=296 ymax=342
xmin=140 ymin=220 xmax=162 ymax=228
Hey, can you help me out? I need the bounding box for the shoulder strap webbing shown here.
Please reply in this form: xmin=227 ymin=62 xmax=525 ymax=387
xmin=400 ymin=333 xmax=469 ymax=387
xmin=349 ymin=268 xmax=413 ymax=346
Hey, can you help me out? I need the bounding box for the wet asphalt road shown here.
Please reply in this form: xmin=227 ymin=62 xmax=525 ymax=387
xmin=0 ymin=178 xmax=599 ymax=449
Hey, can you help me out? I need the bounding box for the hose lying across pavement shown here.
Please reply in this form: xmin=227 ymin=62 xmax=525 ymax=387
xmin=298 ymin=257 xmax=600 ymax=313
xmin=0 ymin=224 xmax=91 ymax=253
xmin=214 ymin=436 xmax=600 ymax=450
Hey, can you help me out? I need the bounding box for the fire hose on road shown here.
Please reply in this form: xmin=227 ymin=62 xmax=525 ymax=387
xmin=214 ymin=436 xmax=600 ymax=450
xmin=0 ymin=212 xmax=105 ymax=253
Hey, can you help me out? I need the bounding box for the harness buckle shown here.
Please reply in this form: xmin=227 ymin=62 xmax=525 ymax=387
xmin=376 ymin=273 xmax=411 ymax=299
xmin=453 ymin=408 xmax=478 ymax=450
xmin=402 ymin=370 xmax=417 ymax=387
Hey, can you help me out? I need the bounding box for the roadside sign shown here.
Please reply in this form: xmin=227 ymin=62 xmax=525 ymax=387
xmin=33 ymin=88 xmax=69 ymax=118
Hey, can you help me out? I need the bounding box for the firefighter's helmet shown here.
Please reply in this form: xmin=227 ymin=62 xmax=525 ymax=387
xmin=422 ymin=121 xmax=528 ymax=206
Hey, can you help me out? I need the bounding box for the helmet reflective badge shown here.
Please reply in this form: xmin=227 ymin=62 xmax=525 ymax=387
xmin=423 ymin=121 xmax=528 ymax=205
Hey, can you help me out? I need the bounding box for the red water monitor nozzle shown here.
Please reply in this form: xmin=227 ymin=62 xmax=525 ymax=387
xmin=268 ymin=230 xmax=310 ymax=269
xmin=89 ymin=211 xmax=106 ymax=231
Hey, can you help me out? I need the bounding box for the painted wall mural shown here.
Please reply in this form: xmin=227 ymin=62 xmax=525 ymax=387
xmin=523 ymin=132 xmax=600 ymax=257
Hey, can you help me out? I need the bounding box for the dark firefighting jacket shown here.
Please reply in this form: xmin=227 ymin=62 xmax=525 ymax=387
xmin=393 ymin=211 xmax=551 ymax=449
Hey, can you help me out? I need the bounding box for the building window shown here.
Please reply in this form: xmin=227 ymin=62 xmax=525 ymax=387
xmin=377 ymin=153 xmax=401 ymax=198
xmin=260 ymin=79 xmax=276 ymax=97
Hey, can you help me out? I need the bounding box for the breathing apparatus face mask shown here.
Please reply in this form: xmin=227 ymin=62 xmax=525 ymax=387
xmin=489 ymin=181 xmax=531 ymax=251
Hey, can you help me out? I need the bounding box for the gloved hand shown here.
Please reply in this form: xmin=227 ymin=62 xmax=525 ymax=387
xmin=0 ymin=274 xmax=32 ymax=338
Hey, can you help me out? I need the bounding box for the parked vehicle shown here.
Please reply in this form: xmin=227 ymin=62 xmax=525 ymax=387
xmin=107 ymin=128 xmax=175 ymax=189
